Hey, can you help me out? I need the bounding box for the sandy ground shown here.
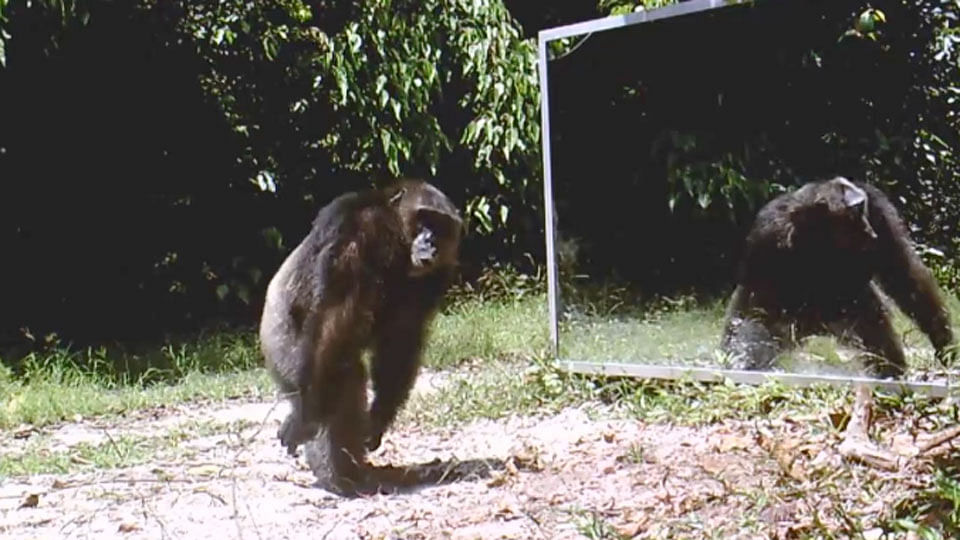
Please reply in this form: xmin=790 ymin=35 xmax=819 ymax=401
xmin=0 ymin=371 xmax=946 ymax=539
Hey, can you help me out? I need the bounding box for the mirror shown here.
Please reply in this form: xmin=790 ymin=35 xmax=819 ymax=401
xmin=540 ymin=0 xmax=960 ymax=389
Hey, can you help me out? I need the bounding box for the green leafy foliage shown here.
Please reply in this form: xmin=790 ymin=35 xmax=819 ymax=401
xmin=889 ymin=456 xmax=960 ymax=537
xmin=599 ymin=0 xmax=677 ymax=16
xmin=0 ymin=0 xmax=544 ymax=345
xmin=656 ymin=130 xmax=783 ymax=219
xmin=554 ymin=0 xmax=960 ymax=292
xmin=171 ymin=0 xmax=541 ymax=239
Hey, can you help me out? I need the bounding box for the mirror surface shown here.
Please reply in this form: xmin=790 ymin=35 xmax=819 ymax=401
xmin=544 ymin=0 xmax=960 ymax=384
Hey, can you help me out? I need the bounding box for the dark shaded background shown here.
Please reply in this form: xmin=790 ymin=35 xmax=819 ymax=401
xmin=1 ymin=0 xmax=956 ymax=350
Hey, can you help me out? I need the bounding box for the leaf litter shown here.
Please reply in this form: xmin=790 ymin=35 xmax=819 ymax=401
xmin=0 ymin=371 xmax=957 ymax=539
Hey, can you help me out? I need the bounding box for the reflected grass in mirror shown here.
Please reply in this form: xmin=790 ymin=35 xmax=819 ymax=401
xmin=557 ymin=288 xmax=960 ymax=380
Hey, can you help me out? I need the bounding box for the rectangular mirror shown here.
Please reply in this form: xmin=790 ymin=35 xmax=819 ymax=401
xmin=538 ymin=0 xmax=960 ymax=395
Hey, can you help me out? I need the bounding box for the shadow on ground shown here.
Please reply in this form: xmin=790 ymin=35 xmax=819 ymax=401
xmin=370 ymin=457 xmax=507 ymax=492
xmin=306 ymin=455 xmax=510 ymax=497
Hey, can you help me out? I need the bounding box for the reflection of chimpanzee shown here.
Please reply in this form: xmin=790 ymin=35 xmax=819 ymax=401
xmin=721 ymin=176 xmax=955 ymax=378
xmin=259 ymin=179 xmax=462 ymax=495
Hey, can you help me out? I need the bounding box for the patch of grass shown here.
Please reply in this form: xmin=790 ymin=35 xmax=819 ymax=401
xmin=5 ymin=329 xmax=263 ymax=385
xmin=167 ymin=418 xmax=259 ymax=442
xmin=409 ymin=347 xmax=947 ymax=446
xmin=402 ymin=342 xmax=853 ymax=431
xmin=0 ymin=290 xmax=549 ymax=428
xmin=4 ymin=433 xmax=167 ymax=476
xmin=0 ymin=418 xmax=256 ymax=477
xmin=401 ymin=353 xmax=849 ymax=431
xmin=572 ymin=510 xmax=628 ymax=540
xmin=589 ymin=372 xmax=848 ymax=426
xmin=0 ymin=330 xmax=267 ymax=427
xmin=0 ymin=436 xmax=156 ymax=476
xmin=426 ymin=293 xmax=549 ymax=369
xmin=400 ymin=356 xmax=599 ymax=428
xmin=0 ymin=367 xmax=273 ymax=430
xmin=887 ymin=463 xmax=960 ymax=539
xmin=559 ymin=297 xmax=726 ymax=368
xmin=620 ymin=443 xmax=648 ymax=465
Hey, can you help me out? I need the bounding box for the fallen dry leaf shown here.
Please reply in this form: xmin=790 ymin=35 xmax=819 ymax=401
xmin=784 ymin=414 xmax=820 ymax=425
xmin=516 ymin=456 xmax=544 ymax=472
xmin=616 ymin=520 xmax=649 ymax=537
xmin=494 ymin=501 xmax=518 ymax=519
xmin=715 ymin=434 xmax=752 ymax=452
xmin=486 ymin=471 xmax=509 ymax=488
xmin=19 ymin=493 xmax=40 ymax=509
xmin=828 ymin=409 xmax=850 ymax=430
xmin=767 ymin=438 xmax=807 ymax=481
xmin=187 ymin=464 xmax=222 ymax=477
xmin=151 ymin=468 xmax=175 ymax=481
xmin=761 ymin=502 xmax=799 ymax=524
xmin=679 ymin=495 xmax=705 ymax=513
xmin=117 ymin=522 xmax=141 ymax=533
xmin=615 ymin=509 xmax=652 ymax=536
xmin=699 ymin=455 xmax=730 ymax=475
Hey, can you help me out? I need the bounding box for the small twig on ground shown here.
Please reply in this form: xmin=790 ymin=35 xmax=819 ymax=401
xmin=196 ymin=394 xmax=284 ymax=540
xmin=242 ymin=498 xmax=264 ymax=540
xmin=915 ymin=424 xmax=960 ymax=454
xmin=140 ymin=495 xmax=174 ymax=540
xmin=837 ymin=384 xmax=902 ymax=471
xmin=223 ymin=395 xmax=279 ymax=540
xmin=244 ymin=393 xmax=285 ymax=446
xmin=192 ymin=488 xmax=228 ymax=506
xmin=100 ymin=427 xmax=122 ymax=455
xmin=48 ymin=477 xmax=198 ymax=491
xmin=519 ymin=505 xmax=546 ymax=538
xmin=321 ymin=520 xmax=345 ymax=540
xmin=229 ymin=465 xmax=244 ymax=540
xmin=435 ymin=457 xmax=461 ymax=485
xmin=58 ymin=500 xmax=113 ymax=536
xmin=836 ymin=384 xmax=960 ymax=471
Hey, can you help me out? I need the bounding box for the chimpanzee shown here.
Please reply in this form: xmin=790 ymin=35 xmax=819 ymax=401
xmin=721 ymin=176 xmax=955 ymax=378
xmin=259 ymin=178 xmax=462 ymax=494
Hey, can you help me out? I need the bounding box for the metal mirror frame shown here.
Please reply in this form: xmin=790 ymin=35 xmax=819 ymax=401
xmin=537 ymin=0 xmax=956 ymax=397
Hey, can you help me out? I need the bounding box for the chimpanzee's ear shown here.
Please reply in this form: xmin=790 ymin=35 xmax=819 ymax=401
xmin=840 ymin=184 xmax=867 ymax=210
xmin=388 ymin=188 xmax=406 ymax=206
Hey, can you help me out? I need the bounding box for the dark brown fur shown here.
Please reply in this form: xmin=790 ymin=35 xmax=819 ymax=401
xmin=721 ymin=176 xmax=955 ymax=378
xmin=259 ymin=179 xmax=462 ymax=494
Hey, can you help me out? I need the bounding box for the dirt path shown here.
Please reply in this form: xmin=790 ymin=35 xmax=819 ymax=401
xmin=0 ymin=372 xmax=936 ymax=539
